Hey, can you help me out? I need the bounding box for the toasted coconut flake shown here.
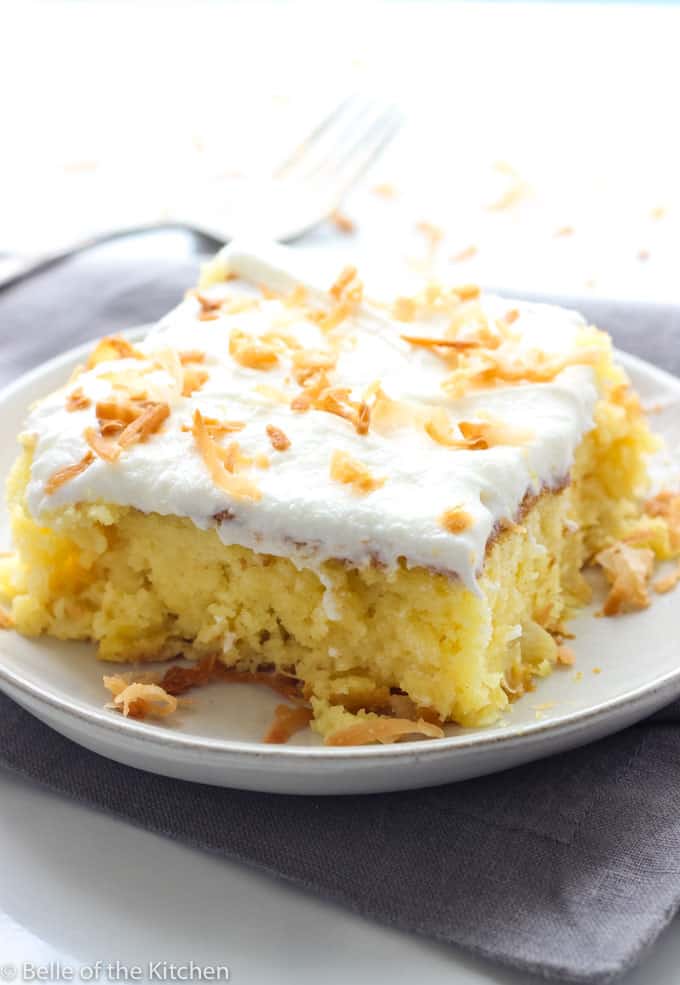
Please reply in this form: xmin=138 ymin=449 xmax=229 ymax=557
xmin=556 ymin=645 xmax=576 ymax=666
xmin=182 ymin=367 xmax=209 ymax=397
xmin=96 ymin=397 xmax=147 ymax=424
xmin=214 ymin=668 xmax=304 ymax=703
xmin=645 ymin=490 xmax=680 ymax=550
xmin=424 ymin=409 xmax=474 ymax=448
xmin=486 ymin=179 xmax=529 ymax=212
xmin=355 ymin=401 xmax=370 ymax=435
xmin=401 ymin=334 xmax=480 ymax=351
xmin=595 ymin=541 xmax=654 ymax=616
xmin=158 ymin=654 xmax=217 ymax=696
xmin=326 ymin=716 xmax=444 ymax=746
xmin=260 ymin=329 xmax=302 ymax=351
xmin=282 ymin=284 xmax=308 ymax=309
xmin=266 ymin=424 xmax=291 ymax=451
xmin=329 ymin=265 xmax=363 ymax=305
xmin=45 ymin=451 xmax=95 ymax=495
xmin=104 ymin=677 xmax=178 ymax=719
xmin=179 ymin=349 xmax=206 ymax=365
xmin=263 ymin=704 xmax=313 ymax=743
xmin=392 ymin=297 xmax=418 ymax=322
xmin=181 ymin=417 xmax=245 ymax=437
xmin=85 ymin=426 xmax=121 ymax=463
xmin=369 ymin=386 xmax=416 ymax=433
xmin=291 ymin=370 xmax=331 ymax=411
xmin=330 ymin=209 xmax=355 ymax=234
xmin=255 ymin=383 xmax=290 ymax=403
xmin=330 ymin=450 xmax=385 ymax=495
xmin=454 ymin=283 xmax=481 ymax=301
xmin=458 ymin=417 xmax=533 ymax=448
xmin=229 ymin=329 xmax=279 ymax=370
xmin=451 ymin=245 xmax=478 ymax=263
xmin=86 ymin=336 xmax=145 ymax=368
xmin=554 ymin=225 xmax=575 ymax=238
xmin=66 ymin=387 xmax=91 ymax=412
xmin=372 ymin=182 xmax=397 ymax=198
xmin=220 ymin=297 xmax=260 ymax=316
xmin=291 ymin=348 xmax=338 ymax=385
xmin=117 ymin=402 xmax=169 ymax=450
xmin=0 ymin=608 xmax=14 ymax=630
xmin=440 ymin=508 xmax=474 ymax=534
xmin=442 ymin=345 xmax=602 ymax=397
xmin=653 ymin=563 xmax=680 ymax=594
xmin=190 ymin=291 xmax=222 ymax=313
xmin=192 ymin=409 xmax=261 ymax=501
xmin=416 ymin=220 xmax=443 ymax=254
xmin=504 ymin=309 xmax=520 ymax=325
xmin=291 ymin=372 xmax=368 ymax=435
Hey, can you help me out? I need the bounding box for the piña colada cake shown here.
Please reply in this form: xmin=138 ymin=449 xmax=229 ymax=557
xmin=0 ymin=244 xmax=672 ymax=744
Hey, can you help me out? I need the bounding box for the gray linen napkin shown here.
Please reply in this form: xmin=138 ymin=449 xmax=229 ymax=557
xmin=1 ymin=232 xmax=680 ymax=985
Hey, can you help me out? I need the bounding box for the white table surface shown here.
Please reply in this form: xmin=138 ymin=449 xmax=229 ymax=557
xmin=1 ymin=765 xmax=679 ymax=985
xmin=2 ymin=1 xmax=680 ymax=980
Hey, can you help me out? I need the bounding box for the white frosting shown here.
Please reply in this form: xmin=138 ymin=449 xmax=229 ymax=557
xmin=22 ymin=242 xmax=599 ymax=594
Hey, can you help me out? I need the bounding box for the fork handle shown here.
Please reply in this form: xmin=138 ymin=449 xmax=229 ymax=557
xmin=0 ymin=222 xmax=225 ymax=293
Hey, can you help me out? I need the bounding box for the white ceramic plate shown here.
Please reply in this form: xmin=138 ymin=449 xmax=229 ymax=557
xmin=1 ymin=337 xmax=679 ymax=795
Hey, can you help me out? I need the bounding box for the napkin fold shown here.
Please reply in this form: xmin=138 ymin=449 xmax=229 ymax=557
xmin=1 ymin=231 xmax=680 ymax=984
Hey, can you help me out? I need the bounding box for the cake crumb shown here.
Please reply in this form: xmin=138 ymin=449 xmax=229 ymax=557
xmin=592 ymin=667 xmax=602 ymax=675
xmin=556 ymin=645 xmax=576 ymax=666
xmin=0 ymin=608 xmax=14 ymax=629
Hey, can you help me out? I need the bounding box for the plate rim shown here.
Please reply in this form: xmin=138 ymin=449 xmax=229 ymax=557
xmin=1 ymin=334 xmax=679 ymax=765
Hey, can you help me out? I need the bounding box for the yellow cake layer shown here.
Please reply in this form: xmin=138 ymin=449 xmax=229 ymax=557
xmin=0 ymin=376 xmax=655 ymax=736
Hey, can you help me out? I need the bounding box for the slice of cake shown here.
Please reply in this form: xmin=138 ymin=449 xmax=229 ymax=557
xmin=0 ymin=244 xmax=668 ymax=743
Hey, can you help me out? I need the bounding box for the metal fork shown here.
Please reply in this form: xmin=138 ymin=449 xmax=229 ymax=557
xmin=0 ymin=95 xmax=403 ymax=291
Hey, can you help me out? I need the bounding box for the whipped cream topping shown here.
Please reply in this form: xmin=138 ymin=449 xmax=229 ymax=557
xmin=22 ymin=242 xmax=600 ymax=594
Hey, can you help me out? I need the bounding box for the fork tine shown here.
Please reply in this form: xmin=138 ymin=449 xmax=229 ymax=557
xmin=311 ymin=105 xmax=403 ymax=191
xmin=274 ymin=93 xmax=365 ymax=181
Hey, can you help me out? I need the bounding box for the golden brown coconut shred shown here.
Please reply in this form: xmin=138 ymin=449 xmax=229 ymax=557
xmin=263 ymin=705 xmax=314 ymax=744
xmin=192 ymin=409 xmax=262 ymax=502
xmin=326 ymin=716 xmax=444 ymax=746
xmin=45 ymin=451 xmax=95 ymax=496
xmin=103 ymin=676 xmax=178 ymax=719
xmin=330 ymin=450 xmax=385 ymax=495
xmin=85 ymin=402 xmax=170 ymax=464
xmin=266 ymin=424 xmax=291 ymax=451
xmin=595 ymin=541 xmax=655 ymax=616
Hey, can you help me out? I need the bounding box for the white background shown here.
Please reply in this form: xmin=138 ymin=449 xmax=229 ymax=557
xmin=2 ymin=0 xmax=680 ymax=300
